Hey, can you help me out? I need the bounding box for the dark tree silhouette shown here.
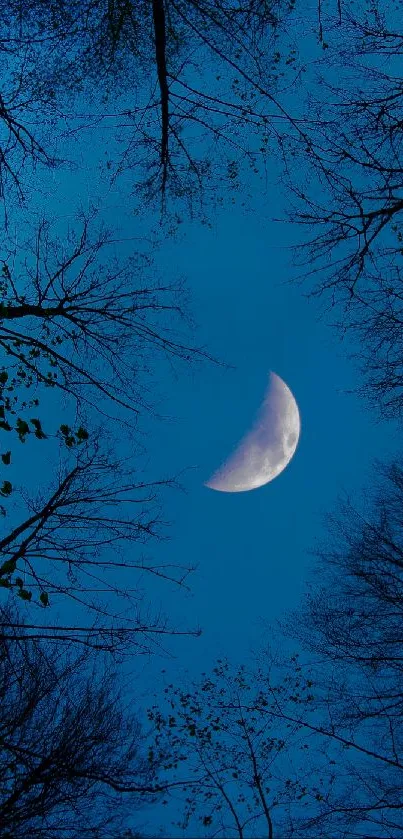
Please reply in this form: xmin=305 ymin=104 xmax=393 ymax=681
xmin=275 ymin=0 xmax=403 ymax=418
xmin=0 ymin=437 xmax=199 ymax=656
xmin=0 ymin=22 xmax=70 ymax=222
xmin=0 ymin=210 xmax=211 ymax=425
xmin=0 ymin=600 xmax=164 ymax=839
xmin=145 ymin=457 xmax=403 ymax=837
xmin=148 ymin=642 xmax=403 ymax=837
xmin=146 ymin=657 xmax=328 ymax=838
xmin=0 ymin=0 xmax=302 ymax=219
xmin=279 ymin=457 xmax=403 ymax=837
xmin=290 ymin=459 xmax=403 ymax=678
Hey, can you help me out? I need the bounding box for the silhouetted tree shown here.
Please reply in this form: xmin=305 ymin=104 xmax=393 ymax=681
xmin=0 ymin=210 xmax=210 ymax=425
xmin=290 ymin=459 xmax=403 ymax=677
xmin=0 ymin=44 xmax=63 ymax=220
xmin=0 ymin=208 xmax=204 ymax=654
xmin=146 ymin=657 xmax=329 ymax=838
xmin=0 ymin=0 xmax=301 ymax=219
xmin=276 ymin=0 xmax=403 ymax=418
xmin=144 ymin=457 xmax=403 ymax=837
xmin=0 ymin=435 xmax=198 ymax=656
xmin=279 ymin=457 xmax=403 ymax=837
xmin=0 ymin=600 xmax=164 ymax=839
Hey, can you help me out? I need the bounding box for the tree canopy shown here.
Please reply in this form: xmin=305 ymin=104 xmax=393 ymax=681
xmin=0 ymin=601 xmax=164 ymax=838
xmin=0 ymin=0 xmax=301 ymax=220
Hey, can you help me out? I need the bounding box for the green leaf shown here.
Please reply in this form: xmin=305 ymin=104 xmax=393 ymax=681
xmin=17 ymin=588 xmax=32 ymax=601
xmin=14 ymin=577 xmax=24 ymax=588
xmin=0 ymin=421 xmax=12 ymax=432
xmin=0 ymin=578 xmax=10 ymax=588
xmin=39 ymin=591 xmax=49 ymax=607
xmin=30 ymin=418 xmax=46 ymax=439
xmin=0 ymin=558 xmax=16 ymax=576
xmin=0 ymin=480 xmax=12 ymax=497
xmin=0 ymin=371 xmax=8 ymax=384
xmin=1 ymin=451 xmax=11 ymax=465
xmin=16 ymin=418 xmax=30 ymax=441
xmin=76 ymin=426 xmax=89 ymax=441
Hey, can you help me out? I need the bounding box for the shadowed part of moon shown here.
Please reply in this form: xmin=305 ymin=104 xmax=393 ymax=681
xmin=205 ymin=372 xmax=300 ymax=493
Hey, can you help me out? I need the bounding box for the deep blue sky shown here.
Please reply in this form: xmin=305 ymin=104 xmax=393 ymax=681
xmin=134 ymin=203 xmax=400 ymax=681
xmin=2 ymin=6 xmax=401 ymax=833
xmin=8 ymin=37 xmax=400 ymax=684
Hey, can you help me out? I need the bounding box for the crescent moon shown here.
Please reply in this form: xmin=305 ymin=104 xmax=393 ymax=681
xmin=205 ymin=372 xmax=300 ymax=492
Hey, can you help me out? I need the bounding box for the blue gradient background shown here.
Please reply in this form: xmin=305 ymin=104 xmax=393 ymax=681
xmin=1 ymin=6 xmax=401 ymax=833
xmin=8 ymin=157 xmax=400 ymax=676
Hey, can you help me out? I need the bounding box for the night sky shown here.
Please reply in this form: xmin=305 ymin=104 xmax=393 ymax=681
xmin=2 ymin=3 xmax=401 ymax=835
xmin=9 ymin=37 xmax=400 ymax=679
xmin=130 ymin=203 xmax=399 ymax=679
xmin=21 ymin=133 xmax=399 ymax=684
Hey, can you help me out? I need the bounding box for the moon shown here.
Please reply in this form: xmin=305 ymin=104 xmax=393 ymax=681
xmin=205 ymin=372 xmax=300 ymax=493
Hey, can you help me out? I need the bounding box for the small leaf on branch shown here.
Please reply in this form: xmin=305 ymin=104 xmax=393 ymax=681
xmin=40 ymin=591 xmax=49 ymax=607
xmin=30 ymin=418 xmax=47 ymax=439
xmin=16 ymin=418 xmax=30 ymax=441
xmin=0 ymin=558 xmax=16 ymax=575
xmin=17 ymin=588 xmax=32 ymax=601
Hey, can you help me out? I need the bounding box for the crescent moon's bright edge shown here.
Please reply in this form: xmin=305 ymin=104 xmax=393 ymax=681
xmin=205 ymin=372 xmax=300 ymax=493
